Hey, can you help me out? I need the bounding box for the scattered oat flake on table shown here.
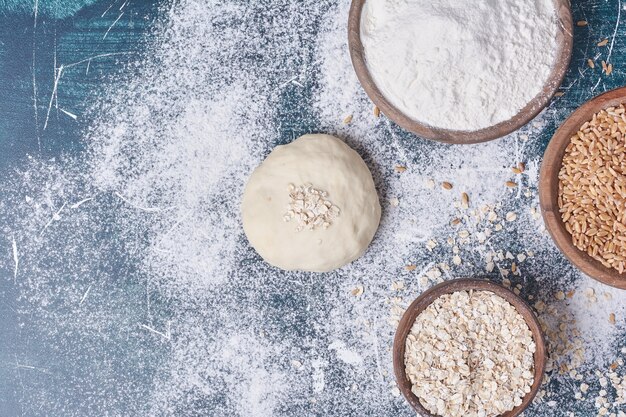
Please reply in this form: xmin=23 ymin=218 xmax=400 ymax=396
xmin=405 ymin=265 xmax=417 ymax=272
xmin=351 ymin=286 xmax=364 ymax=297
xmin=598 ymin=39 xmax=609 ymax=46
xmin=577 ymin=20 xmax=588 ymax=26
xmin=534 ymin=300 xmax=546 ymax=312
xmin=389 ymin=197 xmax=399 ymax=207
xmin=291 ymin=360 xmax=304 ymax=371
xmin=343 ymin=114 xmax=353 ymax=124
xmin=442 ymin=181 xmax=453 ymax=190
xmin=426 ymin=268 xmax=442 ymax=280
xmin=588 ymin=58 xmax=596 ymax=69
xmin=391 ymin=281 xmax=404 ymax=291
xmin=506 ymin=181 xmax=518 ymax=188
xmin=506 ymin=212 xmax=518 ymax=222
xmin=373 ymin=105 xmax=380 ymax=118
xmin=394 ymin=165 xmax=407 ymax=173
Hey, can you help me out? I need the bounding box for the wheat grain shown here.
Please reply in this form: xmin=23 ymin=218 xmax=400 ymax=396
xmin=558 ymin=104 xmax=626 ymax=273
xmin=461 ymin=192 xmax=469 ymax=209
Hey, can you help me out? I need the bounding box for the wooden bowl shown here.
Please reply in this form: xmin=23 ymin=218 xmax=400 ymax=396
xmin=347 ymin=0 xmax=573 ymax=144
xmin=539 ymin=86 xmax=626 ymax=290
xmin=393 ymin=279 xmax=546 ymax=417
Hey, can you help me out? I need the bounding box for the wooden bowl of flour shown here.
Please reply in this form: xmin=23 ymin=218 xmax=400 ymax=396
xmin=393 ymin=279 xmax=546 ymax=417
xmin=348 ymin=0 xmax=573 ymax=144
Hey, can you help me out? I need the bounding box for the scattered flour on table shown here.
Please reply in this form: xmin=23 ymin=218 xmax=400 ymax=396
xmin=328 ymin=340 xmax=364 ymax=367
xmin=360 ymin=0 xmax=559 ymax=131
xmin=0 ymin=0 xmax=623 ymax=416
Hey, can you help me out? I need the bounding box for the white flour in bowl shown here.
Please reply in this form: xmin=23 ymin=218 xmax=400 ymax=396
xmin=360 ymin=0 xmax=559 ymax=131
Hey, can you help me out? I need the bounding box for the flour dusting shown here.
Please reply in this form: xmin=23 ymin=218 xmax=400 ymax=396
xmin=360 ymin=0 xmax=559 ymax=131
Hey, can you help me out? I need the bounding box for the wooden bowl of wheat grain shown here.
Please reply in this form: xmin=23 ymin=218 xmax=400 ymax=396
xmin=540 ymin=86 xmax=626 ymax=290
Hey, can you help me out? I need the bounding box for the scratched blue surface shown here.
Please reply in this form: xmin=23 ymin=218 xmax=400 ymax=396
xmin=0 ymin=0 xmax=625 ymax=416
xmin=0 ymin=2 xmax=163 ymax=416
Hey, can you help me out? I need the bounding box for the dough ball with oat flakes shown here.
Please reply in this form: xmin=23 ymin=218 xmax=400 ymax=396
xmin=241 ymin=134 xmax=381 ymax=272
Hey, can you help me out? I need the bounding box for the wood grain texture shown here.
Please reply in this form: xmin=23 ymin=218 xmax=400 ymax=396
xmin=539 ymin=86 xmax=626 ymax=290
xmin=347 ymin=0 xmax=574 ymax=144
xmin=393 ymin=279 xmax=546 ymax=417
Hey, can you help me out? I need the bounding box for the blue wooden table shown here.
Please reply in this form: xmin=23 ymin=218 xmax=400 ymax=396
xmin=0 ymin=1 xmax=625 ymax=416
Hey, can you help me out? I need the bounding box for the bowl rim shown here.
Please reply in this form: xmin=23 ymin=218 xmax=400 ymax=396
xmin=539 ymin=86 xmax=626 ymax=290
xmin=347 ymin=0 xmax=574 ymax=144
xmin=392 ymin=278 xmax=547 ymax=417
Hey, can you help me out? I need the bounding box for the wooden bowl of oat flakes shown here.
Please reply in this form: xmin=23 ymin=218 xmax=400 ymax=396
xmin=540 ymin=86 xmax=626 ymax=289
xmin=393 ymin=279 xmax=546 ymax=417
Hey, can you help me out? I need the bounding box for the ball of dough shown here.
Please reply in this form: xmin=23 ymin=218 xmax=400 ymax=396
xmin=241 ymin=134 xmax=381 ymax=272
